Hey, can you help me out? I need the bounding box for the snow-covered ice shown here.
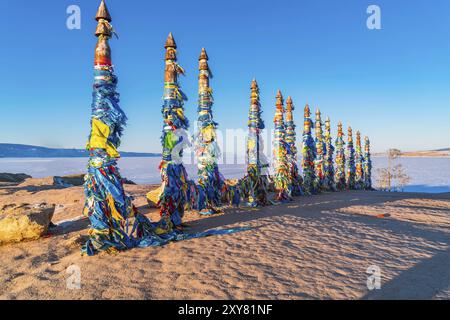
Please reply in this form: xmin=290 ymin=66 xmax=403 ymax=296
xmin=0 ymin=156 xmax=449 ymax=193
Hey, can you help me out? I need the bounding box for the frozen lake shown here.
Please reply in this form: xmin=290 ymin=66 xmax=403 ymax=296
xmin=0 ymin=157 xmax=246 ymax=185
xmin=0 ymin=156 xmax=449 ymax=193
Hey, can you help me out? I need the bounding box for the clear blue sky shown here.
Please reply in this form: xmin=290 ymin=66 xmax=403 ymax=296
xmin=1 ymin=0 xmax=449 ymax=153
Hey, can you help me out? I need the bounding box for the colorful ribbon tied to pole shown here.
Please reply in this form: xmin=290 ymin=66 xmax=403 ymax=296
xmin=272 ymin=90 xmax=292 ymax=203
xmin=334 ymin=121 xmax=346 ymax=191
xmin=241 ymin=79 xmax=270 ymax=207
xmin=151 ymin=33 xmax=191 ymax=231
xmin=314 ymin=109 xmax=326 ymax=192
xmin=346 ymin=126 xmax=356 ymax=190
xmin=355 ymin=130 xmax=365 ymax=190
xmin=194 ymin=48 xmax=226 ymax=214
xmin=82 ymin=0 xmax=136 ymax=256
xmin=363 ymin=136 xmax=373 ymax=190
xmin=285 ymin=97 xmax=303 ymax=196
xmin=81 ymin=3 xmax=251 ymax=255
xmin=301 ymin=104 xmax=319 ymax=195
xmin=324 ymin=117 xmax=336 ymax=191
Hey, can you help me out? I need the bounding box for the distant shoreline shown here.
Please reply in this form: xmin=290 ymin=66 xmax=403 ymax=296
xmin=0 ymin=155 xmax=161 ymax=159
xmin=0 ymin=143 xmax=161 ymax=158
xmin=373 ymin=151 xmax=450 ymax=158
xmin=1 ymin=155 xmax=450 ymax=159
xmin=1 ymin=143 xmax=449 ymax=159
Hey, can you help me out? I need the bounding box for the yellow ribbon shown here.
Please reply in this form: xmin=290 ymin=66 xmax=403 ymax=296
xmin=87 ymin=118 xmax=120 ymax=158
xmin=106 ymin=193 xmax=124 ymax=222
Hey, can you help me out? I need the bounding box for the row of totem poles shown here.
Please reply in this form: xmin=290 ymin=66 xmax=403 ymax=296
xmin=82 ymin=1 xmax=373 ymax=255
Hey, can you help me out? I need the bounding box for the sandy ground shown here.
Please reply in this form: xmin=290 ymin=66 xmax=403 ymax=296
xmin=0 ymin=180 xmax=449 ymax=300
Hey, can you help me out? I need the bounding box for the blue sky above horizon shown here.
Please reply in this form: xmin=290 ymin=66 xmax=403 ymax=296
xmin=0 ymin=0 xmax=449 ymax=153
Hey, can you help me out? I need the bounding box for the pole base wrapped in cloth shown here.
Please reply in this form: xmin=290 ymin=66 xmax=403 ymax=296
xmin=83 ymin=152 xmax=137 ymax=256
xmin=196 ymin=162 xmax=225 ymax=215
xmin=157 ymin=160 xmax=190 ymax=228
xmin=219 ymin=179 xmax=241 ymax=207
xmin=241 ymin=165 xmax=270 ymax=207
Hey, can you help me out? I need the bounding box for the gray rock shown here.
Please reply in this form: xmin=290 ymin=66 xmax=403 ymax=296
xmin=52 ymin=174 xmax=136 ymax=187
xmin=53 ymin=174 xmax=85 ymax=187
xmin=0 ymin=173 xmax=32 ymax=183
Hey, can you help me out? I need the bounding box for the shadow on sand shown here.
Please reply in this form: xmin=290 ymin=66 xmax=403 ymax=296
xmin=49 ymin=189 xmax=450 ymax=299
xmin=187 ymin=191 xmax=450 ymax=299
xmin=363 ymin=246 xmax=450 ymax=300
